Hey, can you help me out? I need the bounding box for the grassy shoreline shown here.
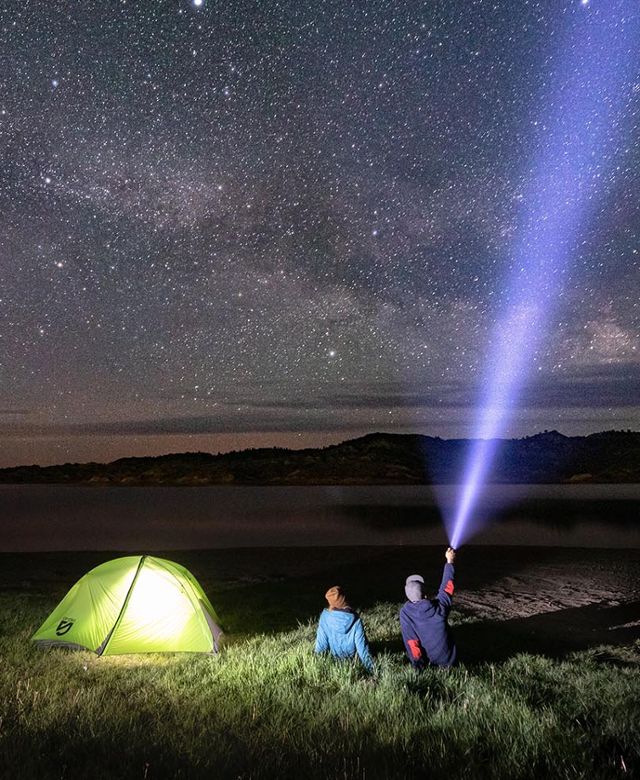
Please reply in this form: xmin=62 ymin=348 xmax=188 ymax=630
xmin=1 ymin=547 xmax=639 ymax=778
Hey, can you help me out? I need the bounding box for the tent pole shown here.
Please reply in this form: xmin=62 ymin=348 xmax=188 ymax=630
xmin=96 ymin=555 xmax=147 ymax=656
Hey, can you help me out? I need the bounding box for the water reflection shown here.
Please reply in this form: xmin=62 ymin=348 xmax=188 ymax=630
xmin=0 ymin=484 xmax=638 ymax=551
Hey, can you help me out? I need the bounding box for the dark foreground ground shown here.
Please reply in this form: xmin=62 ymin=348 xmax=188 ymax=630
xmin=1 ymin=546 xmax=639 ymax=779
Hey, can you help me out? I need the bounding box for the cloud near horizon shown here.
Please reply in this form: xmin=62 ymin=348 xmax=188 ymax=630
xmin=1 ymin=363 xmax=637 ymax=440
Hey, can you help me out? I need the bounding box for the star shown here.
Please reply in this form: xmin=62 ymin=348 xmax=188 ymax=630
xmin=0 ymin=0 xmax=637 ymax=468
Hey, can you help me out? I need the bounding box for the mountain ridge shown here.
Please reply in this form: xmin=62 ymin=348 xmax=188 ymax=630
xmin=1 ymin=430 xmax=639 ymax=485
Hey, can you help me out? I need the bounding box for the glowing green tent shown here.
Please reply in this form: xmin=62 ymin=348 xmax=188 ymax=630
xmin=32 ymin=556 xmax=222 ymax=655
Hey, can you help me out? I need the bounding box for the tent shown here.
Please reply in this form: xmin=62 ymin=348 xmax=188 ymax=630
xmin=32 ymin=555 xmax=223 ymax=655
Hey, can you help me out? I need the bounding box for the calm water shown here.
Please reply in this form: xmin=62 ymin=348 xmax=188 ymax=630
xmin=0 ymin=484 xmax=638 ymax=551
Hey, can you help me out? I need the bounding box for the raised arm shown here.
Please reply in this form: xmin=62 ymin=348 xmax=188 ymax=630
xmin=435 ymin=547 xmax=456 ymax=613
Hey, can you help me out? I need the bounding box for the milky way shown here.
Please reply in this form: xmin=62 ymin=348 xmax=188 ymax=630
xmin=1 ymin=0 xmax=638 ymax=465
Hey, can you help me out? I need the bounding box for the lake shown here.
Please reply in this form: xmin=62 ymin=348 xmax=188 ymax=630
xmin=0 ymin=483 xmax=638 ymax=551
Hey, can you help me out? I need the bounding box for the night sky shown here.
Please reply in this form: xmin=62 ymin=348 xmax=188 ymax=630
xmin=1 ymin=0 xmax=638 ymax=467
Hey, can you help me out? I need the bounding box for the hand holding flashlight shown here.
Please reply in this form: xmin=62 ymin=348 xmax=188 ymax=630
xmin=445 ymin=547 xmax=456 ymax=564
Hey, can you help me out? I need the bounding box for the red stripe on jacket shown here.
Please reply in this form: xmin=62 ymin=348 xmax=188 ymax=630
xmin=444 ymin=579 xmax=454 ymax=596
xmin=407 ymin=638 xmax=422 ymax=660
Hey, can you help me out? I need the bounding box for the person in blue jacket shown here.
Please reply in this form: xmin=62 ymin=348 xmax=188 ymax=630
xmin=314 ymin=585 xmax=374 ymax=673
xmin=399 ymin=547 xmax=457 ymax=669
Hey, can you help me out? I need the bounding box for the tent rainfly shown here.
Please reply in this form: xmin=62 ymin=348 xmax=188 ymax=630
xmin=32 ymin=555 xmax=223 ymax=655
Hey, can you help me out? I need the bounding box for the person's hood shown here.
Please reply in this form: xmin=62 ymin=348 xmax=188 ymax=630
xmin=402 ymin=598 xmax=435 ymax=617
xmin=324 ymin=608 xmax=358 ymax=632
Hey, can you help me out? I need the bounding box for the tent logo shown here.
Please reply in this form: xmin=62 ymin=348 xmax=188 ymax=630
xmin=55 ymin=618 xmax=74 ymax=636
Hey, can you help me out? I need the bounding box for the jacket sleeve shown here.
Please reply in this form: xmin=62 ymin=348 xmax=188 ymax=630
xmin=399 ymin=607 xmax=424 ymax=669
xmin=354 ymin=618 xmax=374 ymax=673
xmin=314 ymin=611 xmax=329 ymax=654
xmin=435 ymin=562 xmax=455 ymax=614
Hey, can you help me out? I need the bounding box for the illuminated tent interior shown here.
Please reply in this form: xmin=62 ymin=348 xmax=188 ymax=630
xmin=32 ymin=556 xmax=223 ymax=655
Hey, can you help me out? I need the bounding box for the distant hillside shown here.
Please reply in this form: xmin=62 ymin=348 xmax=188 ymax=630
xmin=1 ymin=430 xmax=639 ymax=485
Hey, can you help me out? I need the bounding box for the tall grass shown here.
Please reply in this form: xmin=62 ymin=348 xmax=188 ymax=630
xmin=0 ymin=590 xmax=638 ymax=779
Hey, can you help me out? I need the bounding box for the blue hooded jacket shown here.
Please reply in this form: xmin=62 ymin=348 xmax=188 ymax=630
xmin=314 ymin=608 xmax=373 ymax=672
xmin=399 ymin=562 xmax=456 ymax=668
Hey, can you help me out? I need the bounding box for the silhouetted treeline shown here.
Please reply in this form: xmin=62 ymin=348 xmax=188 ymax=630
xmin=1 ymin=430 xmax=639 ymax=485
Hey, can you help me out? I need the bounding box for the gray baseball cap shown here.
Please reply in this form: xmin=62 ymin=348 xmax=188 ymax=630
xmin=405 ymin=574 xmax=425 ymax=602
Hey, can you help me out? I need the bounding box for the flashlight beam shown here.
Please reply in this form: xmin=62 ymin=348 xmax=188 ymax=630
xmin=448 ymin=2 xmax=639 ymax=549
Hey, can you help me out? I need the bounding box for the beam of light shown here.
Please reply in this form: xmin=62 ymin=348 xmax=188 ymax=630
xmin=447 ymin=2 xmax=639 ymax=549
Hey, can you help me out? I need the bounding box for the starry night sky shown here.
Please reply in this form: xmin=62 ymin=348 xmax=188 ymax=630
xmin=1 ymin=0 xmax=638 ymax=466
